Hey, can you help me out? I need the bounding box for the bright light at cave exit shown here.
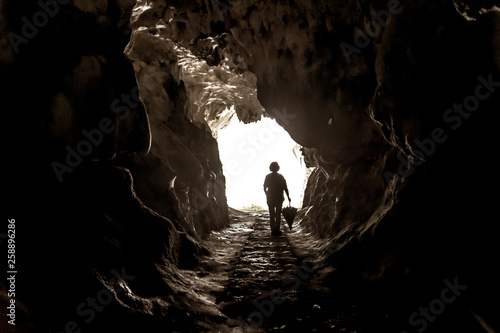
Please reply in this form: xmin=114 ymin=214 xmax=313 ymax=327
xmin=217 ymin=115 xmax=309 ymax=209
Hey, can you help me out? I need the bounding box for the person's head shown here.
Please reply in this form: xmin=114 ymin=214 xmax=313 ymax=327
xmin=269 ymin=162 xmax=280 ymax=173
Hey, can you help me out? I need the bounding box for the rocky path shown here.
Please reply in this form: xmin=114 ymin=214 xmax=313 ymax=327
xmin=216 ymin=212 xmax=302 ymax=331
xmin=183 ymin=210 xmax=363 ymax=333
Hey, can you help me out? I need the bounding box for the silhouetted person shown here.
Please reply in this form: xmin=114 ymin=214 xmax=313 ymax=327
xmin=263 ymin=162 xmax=290 ymax=236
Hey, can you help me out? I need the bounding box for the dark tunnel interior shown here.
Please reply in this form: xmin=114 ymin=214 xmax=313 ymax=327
xmin=2 ymin=0 xmax=500 ymax=332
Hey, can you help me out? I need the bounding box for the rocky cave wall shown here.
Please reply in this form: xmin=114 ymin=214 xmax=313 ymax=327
xmin=2 ymin=0 xmax=500 ymax=332
xmin=2 ymin=1 xmax=231 ymax=332
xmin=129 ymin=1 xmax=499 ymax=329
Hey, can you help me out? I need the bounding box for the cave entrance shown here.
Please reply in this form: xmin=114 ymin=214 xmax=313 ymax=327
xmin=217 ymin=114 xmax=310 ymax=210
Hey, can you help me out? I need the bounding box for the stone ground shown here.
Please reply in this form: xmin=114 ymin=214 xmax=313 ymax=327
xmin=181 ymin=210 xmax=366 ymax=333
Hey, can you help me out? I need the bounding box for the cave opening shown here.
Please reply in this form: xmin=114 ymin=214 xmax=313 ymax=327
xmin=217 ymin=114 xmax=310 ymax=210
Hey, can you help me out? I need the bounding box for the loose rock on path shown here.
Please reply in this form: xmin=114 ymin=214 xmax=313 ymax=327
xmin=181 ymin=210 xmax=363 ymax=333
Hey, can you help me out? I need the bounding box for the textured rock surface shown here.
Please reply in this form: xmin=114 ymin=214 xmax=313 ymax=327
xmin=1 ymin=1 xmax=228 ymax=332
xmin=127 ymin=1 xmax=499 ymax=330
xmin=2 ymin=0 xmax=500 ymax=332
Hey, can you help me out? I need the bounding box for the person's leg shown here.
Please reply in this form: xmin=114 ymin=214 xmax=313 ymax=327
xmin=275 ymin=203 xmax=282 ymax=233
xmin=268 ymin=203 xmax=275 ymax=233
xmin=273 ymin=206 xmax=280 ymax=233
xmin=272 ymin=206 xmax=279 ymax=233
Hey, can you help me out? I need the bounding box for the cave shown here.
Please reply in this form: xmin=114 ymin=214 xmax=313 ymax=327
xmin=2 ymin=0 xmax=499 ymax=332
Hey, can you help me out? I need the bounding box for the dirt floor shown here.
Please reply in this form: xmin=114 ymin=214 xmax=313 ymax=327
xmin=180 ymin=210 xmax=365 ymax=333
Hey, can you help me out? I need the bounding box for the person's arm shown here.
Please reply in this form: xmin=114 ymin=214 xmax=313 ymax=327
xmin=283 ymin=177 xmax=291 ymax=202
xmin=285 ymin=187 xmax=290 ymax=202
xmin=263 ymin=176 xmax=268 ymax=196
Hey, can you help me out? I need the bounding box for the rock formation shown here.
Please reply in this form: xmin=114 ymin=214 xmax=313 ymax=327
xmin=2 ymin=0 xmax=499 ymax=332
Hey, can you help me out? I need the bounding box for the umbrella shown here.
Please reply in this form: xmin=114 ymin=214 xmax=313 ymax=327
xmin=282 ymin=205 xmax=297 ymax=230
